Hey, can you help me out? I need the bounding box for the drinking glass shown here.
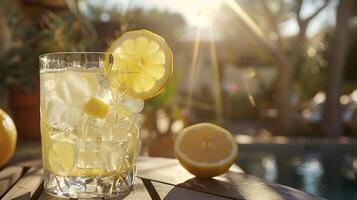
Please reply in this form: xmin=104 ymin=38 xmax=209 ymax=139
xmin=39 ymin=52 xmax=142 ymax=198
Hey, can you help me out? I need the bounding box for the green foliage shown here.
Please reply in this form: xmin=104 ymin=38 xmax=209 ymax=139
xmin=39 ymin=12 xmax=94 ymax=52
xmin=0 ymin=2 xmax=96 ymax=91
xmin=294 ymin=34 xmax=328 ymax=100
xmin=0 ymin=7 xmax=42 ymax=91
xmin=146 ymin=76 xmax=178 ymax=109
xmin=295 ymin=23 xmax=357 ymax=100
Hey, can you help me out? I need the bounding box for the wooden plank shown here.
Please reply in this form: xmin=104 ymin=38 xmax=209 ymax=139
xmin=137 ymin=157 xmax=243 ymax=188
xmin=2 ymin=167 xmax=43 ymax=200
xmin=7 ymin=192 xmax=31 ymax=200
xmin=141 ymin=179 xmax=160 ymax=200
xmin=120 ymin=178 xmax=152 ymax=200
xmin=38 ymin=192 xmax=62 ymax=200
xmin=137 ymin=157 xmax=323 ymax=200
xmin=137 ymin=157 xmax=229 ymax=184
xmin=0 ymin=166 xmax=24 ymax=197
xmin=13 ymin=160 xmax=42 ymax=168
xmin=150 ymin=179 xmax=229 ymax=200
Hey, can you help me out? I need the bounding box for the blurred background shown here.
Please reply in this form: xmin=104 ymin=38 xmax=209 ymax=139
xmin=0 ymin=0 xmax=357 ymax=199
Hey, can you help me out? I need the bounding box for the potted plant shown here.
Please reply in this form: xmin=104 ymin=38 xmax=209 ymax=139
xmin=0 ymin=1 xmax=96 ymax=140
xmin=0 ymin=0 xmax=41 ymax=140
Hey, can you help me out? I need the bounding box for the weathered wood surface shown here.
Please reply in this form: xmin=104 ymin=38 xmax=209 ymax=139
xmin=137 ymin=157 xmax=324 ymax=200
xmin=2 ymin=167 xmax=43 ymax=200
xmin=0 ymin=166 xmax=23 ymax=197
xmin=1 ymin=157 xmax=324 ymax=200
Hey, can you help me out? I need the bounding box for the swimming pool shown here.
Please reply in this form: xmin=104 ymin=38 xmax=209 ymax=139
xmin=237 ymin=152 xmax=357 ymax=200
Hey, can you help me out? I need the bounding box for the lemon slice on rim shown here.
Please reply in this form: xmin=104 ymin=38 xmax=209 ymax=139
xmin=174 ymin=123 xmax=238 ymax=178
xmin=106 ymin=29 xmax=173 ymax=99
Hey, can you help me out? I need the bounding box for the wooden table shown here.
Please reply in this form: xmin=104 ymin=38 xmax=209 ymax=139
xmin=0 ymin=157 xmax=324 ymax=200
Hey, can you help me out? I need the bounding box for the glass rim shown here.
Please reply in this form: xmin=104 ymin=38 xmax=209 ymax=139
xmin=39 ymin=52 xmax=113 ymax=59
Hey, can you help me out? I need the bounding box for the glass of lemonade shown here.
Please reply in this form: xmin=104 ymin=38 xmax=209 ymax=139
xmin=40 ymin=29 xmax=173 ymax=198
xmin=39 ymin=52 xmax=142 ymax=198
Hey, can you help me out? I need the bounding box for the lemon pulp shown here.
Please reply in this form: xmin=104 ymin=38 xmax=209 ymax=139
xmin=174 ymin=123 xmax=238 ymax=177
xmin=106 ymin=30 xmax=173 ymax=99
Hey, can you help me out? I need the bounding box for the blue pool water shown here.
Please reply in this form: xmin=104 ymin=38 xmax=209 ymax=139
xmin=237 ymin=153 xmax=357 ymax=200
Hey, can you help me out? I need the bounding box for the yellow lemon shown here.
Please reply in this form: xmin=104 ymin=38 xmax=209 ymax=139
xmin=48 ymin=141 xmax=75 ymax=176
xmin=174 ymin=123 xmax=238 ymax=178
xmin=0 ymin=109 xmax=17 ymax=166
xmin=106 ymin=29 xmax=173 ymax=99
xmin=83 ymin=97 xmax=109 ymax=118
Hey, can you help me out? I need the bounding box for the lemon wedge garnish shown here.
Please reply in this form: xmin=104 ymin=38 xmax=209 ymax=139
xmin=106 ymin=29 xmax=173 ymax=99
xmin=83 ymin=98 xmax=109 ymax=118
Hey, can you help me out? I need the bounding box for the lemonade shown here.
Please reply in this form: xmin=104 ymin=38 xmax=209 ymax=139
xmin=40 ymin=30 xmax=173 ymax=198
xmin=40 ymin=66 xmax=142 ymax=198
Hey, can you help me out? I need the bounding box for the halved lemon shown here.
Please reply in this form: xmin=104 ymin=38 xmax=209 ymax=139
xmin=174 ymin=123 xmax=238 ymax=178
xmin=48 ymin=141 xmax=75 ymax=176
xmin=106 ymin=29 xmax=173 ymax=99
xmin=0 ymin=109 xmax=17 ymax=166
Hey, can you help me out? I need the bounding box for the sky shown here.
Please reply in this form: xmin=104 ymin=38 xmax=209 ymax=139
xmin=80 ymin=0 xmax=222 ymax=27
xmin=280 ymin=0 xmax=338 ymax=37
xmin=80 ymin=0 xmax=338 ymax=38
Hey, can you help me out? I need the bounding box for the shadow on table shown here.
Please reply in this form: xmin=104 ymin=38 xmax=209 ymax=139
xmin=161 ymin=184 xmax=229 ymax=200
xmin=162 ymin=172 xmax=322 ymax=200
xmin=0 ymin=167 xmax=24 ymax=196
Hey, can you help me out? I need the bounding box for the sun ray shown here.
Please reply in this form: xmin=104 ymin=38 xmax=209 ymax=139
xmin=186 ymin=26 xmax=202 ymax=114
xmin=209 ymin=27 xmax=223 ymax=124
xmin=222 ymin=0 xmax=267 ymax=39
xmin=242 ymin=76 xmax=256 ymax=107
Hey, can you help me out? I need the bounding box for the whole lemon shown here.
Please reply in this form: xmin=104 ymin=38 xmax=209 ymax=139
xmin=0 ymin=109 xmax=17 ymax=166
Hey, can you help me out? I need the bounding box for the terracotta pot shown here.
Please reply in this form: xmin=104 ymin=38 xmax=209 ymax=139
xmin=9 ymin=82 xmax=40 ymax=140
xmin=148 ymin=134 xmax=175 ymax=158
xmin=23 ymin=0 xmax=67 ymax=8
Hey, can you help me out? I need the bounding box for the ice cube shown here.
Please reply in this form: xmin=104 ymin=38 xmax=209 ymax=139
xmin=93 ymin=75 xmax=117 ymax=105
xmin=53 ymin=70 xmax=98 ymax=106
xmin=79 ymin=114 xmax=106 ymax=137
xmin=76 ymin=136 xmax=102 ymax=169
xmin=100 ymin=112 xmax=140 ymax=173
xmin=119 ymin=95 xmax=144 ymax=114
xmin=46 ymin=101 xmax=82 ymax=133
xmin=40 ymin=75 xmax=64 ymax=109
xmin=74 ymin=113 xmax=106 ymax=170
xmin=101 ymin=139 xmax=129 ymax=173
xmin=102 ymin=111 xmax=135 ymax=142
